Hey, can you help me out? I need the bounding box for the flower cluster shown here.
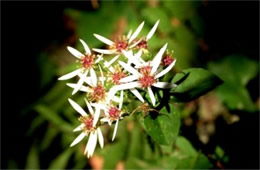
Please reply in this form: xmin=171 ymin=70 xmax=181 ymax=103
xmin=59 ymin=20 xmax=177 ymax=157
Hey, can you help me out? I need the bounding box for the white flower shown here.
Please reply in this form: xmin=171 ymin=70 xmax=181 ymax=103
xmin=66 ymin=66 xmax=120 ymax=127
xmin=104 ymin=56 xmax=145 ymax=103
xmin=107 ymin=43 xmax=177 ymax=106
xmin=68 ymin=98 xmax=104 ymax=158
xmin=129 ymin=20 xmax=160 ymax=50
xmin=92 ymin=21 xmax=145 ymax=54
xmin=58 ymin=39 xmax=103 ymax=95
xmin=101 ymin=90 xmax=124 ymax=141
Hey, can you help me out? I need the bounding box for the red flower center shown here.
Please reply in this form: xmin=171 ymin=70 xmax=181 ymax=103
xmin=162 ymin=55 xmax=174 ymax=66
xmin=109 ymin=107 xmax=120 ymax=119
xmin=112 ymin=71 xmax=126 ymax=85
xmin=81 ymin=54 xmax=95 ymax=69
xmin=115 ymin=40 xmax=128 ymax=52
xmin=137 ymin=39 xmax=148 ymax=49
xmin=85 ymin=117 xmax=94 ymax=130
xmin=138 ymin=66 xmax=155 ymax=88
xmin=92 ymin=85 xmax=106 ymax=101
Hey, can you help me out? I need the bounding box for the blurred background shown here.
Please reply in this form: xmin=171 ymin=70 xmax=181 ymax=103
xmin=2 ymin=0 xmax=259 ymax=169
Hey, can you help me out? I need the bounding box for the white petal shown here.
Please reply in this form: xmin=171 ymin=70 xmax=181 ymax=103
xmin=98 ymin=65 xmax=104 ymax=85
xmin=84 ymin=77 xmax=93 ymax=86
xmin=93 ymin=34 xmax=114 ymax=46
xmin=88 ymin=131 xmax=98 ymax=157
xmin=151 ymin=43 xmax=168 ymax=74
xmin=97 ymin=128 xmax=104 ymax=148
xmin=111 ymin=96 xmax=120 ymax=103
xmin=107 ymin=65 xmax=115 ymax=73
xmin=72 ymin=71 xmax=88 ymax=95
xmin=122 ymin=50 xmax=141 ymax=67
xmin=84 ymin=98 xmax=94 ymax=115
xmin=153 ymin=82 xmax=177 ymax=89
xmin=58 ymin=69 xmax=81 ymax=80
xmin=135 ymin=50 xmax=146 ymax=65
xmin=155 ymin=59 xmax=176 ymax=79
xmin=112 ymin=120 xmax=119 ymax=141
xmin=119 ymin=75 xmax=138 ymax=83
xmin=90 ymin=68 xmax=97 ymax=86
xmin=93 ymin=106 xmax=100 ymax=127
xmin=118 ymin=61 xmax=140 ymax=76
xmin=92 ymin=48 xmax=116 ymax=54
xmin=67 ymin=83 xmax=89 ymax=92
xmin=70 ymin=132 xmax=86 ymax=147
xmin=68 ymin=98 xmax=88 ymax=116
xmin=130 ymin=88 xmax=144 ymax=103
xmin=85 ymin=132 xmax=94 ymax=156
xmin=79 ymin=39 xmax=91 ymax=55
xmin=129 ymin=38 xmax=142 ymax=49
xmin=73 ymin=124 xmax=84 ymax=132
xmin=101 ymin=117 xmax=109 ymax=122
xmin=127 ymin=29 xmax=132 ymax=39
xmin=117 ymin=82 xmax=140 ymax=91
xmin=104 ymin=55 xmax=120 ymax=68
xmin=67 ymin=46 xmax=84 ymax=59
xmin=95 ymin=54 xmax=103 ymax=64
xmin=119 ymin=90 xmax=124 ymax=109
xmin=129 ymin=21 xmax=145 ymax=43
xmin=146 ymin=20 xmax=160 ymax=40
xmin=148 ymin=87 xmax=156 ymax=106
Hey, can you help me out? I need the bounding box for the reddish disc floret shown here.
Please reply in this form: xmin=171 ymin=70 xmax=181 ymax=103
xmin=112 ymin=71 xmax=126 ymax=85
xmin=85 ymin=117 xmax=94 ymax=130
xmin=81 ymin=54 xmax=95 ymax=70
xmin=91 ymin=85 xmax=106 ymax=102
xmin=115 ymin=40 xmax=128 ymax=53
xmin=162 ymin=54 xmax=174 ymax=66
xmin=79 ymin=116 xmax=94 ymax=131
xmin=138 ymin=66 xmax=156 ymax=88
xmin=136 ymin=39 xmax=148 ymax=49
xmin=109 ymin=107 xmax=120 ymax=119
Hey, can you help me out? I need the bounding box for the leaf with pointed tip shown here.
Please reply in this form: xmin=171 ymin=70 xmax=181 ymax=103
xmin=171 ymin=68 xmax=223 ymax=102
xmin=144 ymin=104 xmax=180 ymax=146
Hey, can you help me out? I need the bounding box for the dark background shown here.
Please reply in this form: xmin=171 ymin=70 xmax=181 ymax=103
xmin=2 ymin=1 xmax=259 ymax=169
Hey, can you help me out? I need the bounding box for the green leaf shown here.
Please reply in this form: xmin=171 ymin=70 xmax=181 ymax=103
xmin=48 ymin=149 xmax=73 ymax=169
xmin=208 ymin=55 xmax=258 ymax=86
xmin=171 ymin=68 xmax=223 ymax=102
xmin=25 ymin=145 xmax=40 ymax=169
xmin=175 ymin=136 xmax=197 ymax=156
xmin=144 ymin=104 xmax=180 ymax=146
xmin=208 ymin=55 xmax=258 ymax=111
xmin=35 ymin=105 xmax=73 ymax=132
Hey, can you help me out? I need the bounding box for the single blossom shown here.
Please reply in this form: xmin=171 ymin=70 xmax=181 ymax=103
xmin=107 ymin=43 xmax=177 ymax=106
xmin=92 ymin=21 xmax=145 ymax=54
xmin=58 ymin=39 xmax=103 ymax=95
xmin=101 ymin=90 xmax=124 ymax=141
xmin=69 ymin=98 xmax=104 ymax=158
xmin=130 ymin=20 xmax=160 ymax=50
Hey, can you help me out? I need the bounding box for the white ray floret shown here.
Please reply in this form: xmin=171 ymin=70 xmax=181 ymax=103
xmin=93 ymin=21 xmax=145 ymax=54
xmin=68 ymin=98 xmax=104 ymax=158
xmin=58 ymin=39 xmax=103 ymax=95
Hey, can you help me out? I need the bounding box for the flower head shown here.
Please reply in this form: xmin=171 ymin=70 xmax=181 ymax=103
xmin=68 ymin=98 xmax=104 ymax=158
xmin=92 ymin=21 xmax=145 ymax=55
xmin=58 ymin=39 xmax=103 ymax=95
xmin=101 ymin=90 xmax=124 ymax=141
